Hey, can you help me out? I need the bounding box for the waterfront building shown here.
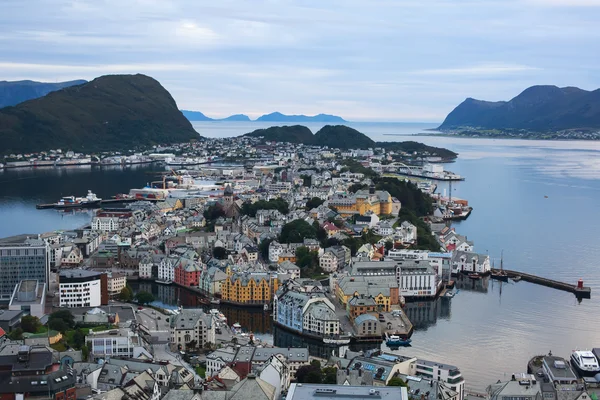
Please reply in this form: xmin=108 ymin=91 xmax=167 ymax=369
xmin=287 ymin=383 xmax=407 ymax=400
xmin=158 ymin=255 xmax=178 ymax=282
xmin=0 ymin=345 xmax=76 ymax=399
xmin=414 ymin=358 xmax=465 ymax=400
xmin=199 ymin=266 xmax=228 ymax=297
xmin=59 ymin=270 xmax=105 ymax=308
xmin=399 ymin=262 xmax=440 ymax=298
xmin=8 ymin=280 xmax=46 ymax=318
xmin=0 ymin=234 xmax=50 ymax=302
xmin=336 ymin=275 xmax=399 ymax=311
xmin=169 ymin=308 xmax=215 ymax=349
xmin=347 ymin=353 xmax=417 ymax=386
xmin=347 ymin=294 xmax=380 ymax=319
xmin=353 ymin=313 xmax=381 ymax=337
xmin=174 ymin=258 xmax=202 ymax=287
xmin=221 ymin=271 xmax=279 ymax=305
xmin=273 ymin=283 xmax=341 ymax=338
xmin=487 ymin=377 xmax=544 ymax=400
xmin=542 ymin=356 xmax=578 ymax=385
xmin=87 ymin=329 xmax=153 ymax=360
xmin=397 ymin=373 xmax=459 ymax=400
xmin=451 ymin=251 xmax=491 ymax=275
xmin=328 ymin=185 xmax=393 ymax=216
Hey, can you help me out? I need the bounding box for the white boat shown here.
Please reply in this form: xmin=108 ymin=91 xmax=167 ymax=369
xmin=232 ymin=322 xmax=241 ymax=329
xmin=445 ymin=291 xmax=455 ymax=298
xmin=323 ymin=337 xmax=351 ymax=345
xmin=571 ymin=350 xmax=600 ymax=377
xmin=156 ymin=279 xmax=172 ymax=285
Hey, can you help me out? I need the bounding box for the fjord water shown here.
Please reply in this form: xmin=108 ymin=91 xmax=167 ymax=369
xmin=2 ymin=122 xmax=600 ymax=389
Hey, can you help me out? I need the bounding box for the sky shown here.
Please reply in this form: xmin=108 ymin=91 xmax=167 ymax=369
xmin=1 ymin=0 xmax=599 ymax=122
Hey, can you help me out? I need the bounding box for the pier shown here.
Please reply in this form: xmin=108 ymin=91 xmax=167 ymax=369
xmin=36 ymin=197 xmax=155 ymax=210
xmin=493 ymin=268 xmax=591 ymax=298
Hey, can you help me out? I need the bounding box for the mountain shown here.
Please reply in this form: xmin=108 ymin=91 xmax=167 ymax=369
xmin=313 ymin=125 xmax=375 ymax=148
xmin=0 ymin=74 xmax=198 ymax=155
xmin=439 ymin=85 xmax=600 ymax=131
xmin=181 ymin=110 xmax=213 ymax=121
xmin=244 ymin=125 xmax=314 ymax=144
xmin=256 ymin=112 xmax=346 ymax=122
xmin=220 ymin=114 xmax=251 ymax=121
xmin=244 ymin=124 xmax=372 ymax=149
xmin=0 ymin=79 xmax=87 ymax=108
xmin=181 ymin=110 xmax=251 ymax=121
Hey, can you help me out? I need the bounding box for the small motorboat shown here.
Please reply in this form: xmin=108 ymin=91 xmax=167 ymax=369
xmin=512 ymin=276 xmax=522 ymax=282
xmin=386 ymin=334 xmax=411 ymax=346
xmin=468 ymin=273 xmax=481 ymax=280
xmin=445 ymin=291 xmax=455 ymax=298
xmin=232 ymin=322 xmax=241 ymax=329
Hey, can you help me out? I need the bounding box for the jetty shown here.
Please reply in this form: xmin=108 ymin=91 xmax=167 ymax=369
xmin=493 ymin=268 xmax=591 ymax=298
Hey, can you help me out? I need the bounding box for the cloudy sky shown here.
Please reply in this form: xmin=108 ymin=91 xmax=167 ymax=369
xmin=1 ymin=0 xmax=599 ymax=121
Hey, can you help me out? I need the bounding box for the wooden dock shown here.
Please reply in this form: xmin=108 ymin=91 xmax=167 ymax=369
xmin=494 ymin=268 xmax=591 ymax=298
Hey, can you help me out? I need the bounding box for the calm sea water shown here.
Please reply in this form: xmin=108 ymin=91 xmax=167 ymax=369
xmin=2 ymin=122 xmax=600 ymax=389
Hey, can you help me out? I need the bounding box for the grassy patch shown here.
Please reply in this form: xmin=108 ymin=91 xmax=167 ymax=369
xmin=195 ymin=366 xmax=206 ymax=378
xmin=51 ymin=342 xmax=67 ymax=352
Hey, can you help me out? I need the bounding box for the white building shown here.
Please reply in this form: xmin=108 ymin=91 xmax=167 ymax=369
xmin=87 ymin=329 xmax=152 ymax=360
xmin=268 ymin=241 xmax=285 ymax=263
xmin=91 ymin=216 xmax=120 ymax=232
xmin=205 ymin=346 xmax=237 ymax=377
xmin=158 ymin=256 xmax=177 ymax=282
xmin=399 ymin=263 xmax=440 ymax=298
xmin=170 ymin=308 xmax=215 ymax=350
xmin=107 ymin=273 xmax=127 ymax=297
xmin=452 ymin=251 xmax=491 ymax=274
xmin=59 ymin=270 xmax=103 ymax=307
xmin=319 ymin=251 xmax=339 ymax=272
xmin=139 ymin=255 xmax=154 ymax=279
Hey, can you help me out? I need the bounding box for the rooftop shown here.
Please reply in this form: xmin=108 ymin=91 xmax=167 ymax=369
xmin=287 ymin=384 xmax=406 ymax=400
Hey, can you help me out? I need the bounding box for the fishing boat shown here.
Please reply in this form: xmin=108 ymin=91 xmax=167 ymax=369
xmin=491 ymin=251 xmax=509 ymax=281
xmin=386 ymin=334 xmax=412 ymax=346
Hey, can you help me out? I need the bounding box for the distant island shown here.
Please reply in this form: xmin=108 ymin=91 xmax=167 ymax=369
xmin=0 ymin=79 xmax=87 ymax=108
xmin=242 ymin=124 xmax=457 ymax=159
xmin=181 ymin=110 xmax=346 ymax=123
xmin=181 ymin=110 xmax=251 ymax=122
xmin=438 ymin=85 xmax=600 ymax=140
xmin=0 ymin=74 xmax=198 ymax=155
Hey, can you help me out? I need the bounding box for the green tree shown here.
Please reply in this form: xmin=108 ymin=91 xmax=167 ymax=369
xmin=213 ymin=246 xmax=228 ymax=260
xmin=81 ymin=344 xmax=90 ymax=361
xmin=135 ymin=291 xmax=155 ymax=305
xmin=387 ymin=376 xmax=408 ymax=387
xmin=119 ymin=286 xmax=133 ymax=302
xmin=280 ymin=219 xmax=317 ymax=243
xmin=186 ymin=340 xmax=198 ymax=350
xmin=8 ymin=328 xmax=23 ymax=340
xmin=48 ymin=318 xmax=69 ymax=333
xmin=385 ymin=240 xmax=394 ymax=251
xmin=323 ymin=367 xmax=338 ymax=384
xmin=49 ymin=310 xmax=75 ymax=330
xmin=259 ymin=238 xmax=273 ymax=261
xmin=305 ymin=197 xmax=324 ymax=210
xmin=72 ymin=330 xmax=86 ymax=349
xmin=21 ymin=315 xmax=42 ymax=333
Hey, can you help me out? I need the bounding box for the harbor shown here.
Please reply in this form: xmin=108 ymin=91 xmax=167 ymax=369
xmin=495 ymin=269 xmax=592 ymax=299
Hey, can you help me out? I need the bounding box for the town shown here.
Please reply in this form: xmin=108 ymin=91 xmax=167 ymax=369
xmin=0 ymin=135 xmax=597 ymax=400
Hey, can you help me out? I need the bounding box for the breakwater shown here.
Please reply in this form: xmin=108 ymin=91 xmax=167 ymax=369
xmin=494 ymin=269 xmax=591 ymax=298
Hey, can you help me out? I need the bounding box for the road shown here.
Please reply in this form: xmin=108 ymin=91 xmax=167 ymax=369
xmin=136 ymin=307 xmax=171 ymax=343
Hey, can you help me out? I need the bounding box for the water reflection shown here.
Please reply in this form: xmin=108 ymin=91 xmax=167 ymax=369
xmin=453 ymin=274 xmax=490 ymax=294
xmin=404 ymin=296 xmax=452 ymax=330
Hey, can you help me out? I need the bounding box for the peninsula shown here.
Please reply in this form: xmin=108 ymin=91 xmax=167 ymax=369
xmin=438 ymin=85 xmax=600 ymax=140
xmin=181 ymin=110 xmax=346 ymax=123
xmin=0 ymin=79 xmax=87 ymax=108
xmin=0 ymin=74 xmax=198 ymax=155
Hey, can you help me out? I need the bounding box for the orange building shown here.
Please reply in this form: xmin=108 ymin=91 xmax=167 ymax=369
xmin=221 ymin=271 xmax=279 ymax=305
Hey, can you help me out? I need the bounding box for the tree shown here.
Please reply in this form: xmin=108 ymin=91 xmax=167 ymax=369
xmin=259 ymin=238 xmax=273 ymax=261
xmin=203 ymin=204 xmax=226 ymax=222
xmin=48 ymin=318 xmax=69 ymax=333
xmin=280 ymin=219 xmax=316 ymax=243
xmin=72 ymin=330 xmax=86 ymax=349
xmin=49 ymin=310 xmax=75 ymax=330
xmin=119 ymin=286 xmax=133 ymax=302
xmin=21 ymin=315 xmax=42 ymax=333
xmin=305 ymin=197 xmax=324 ymax=210
xmin=385 ymin=240 xmax=394 ymax=251
xmin=387 ymin=376 xmax=408 ymax=387
xmin=186 ymin=340 xmax=197 ymax=350
xmin=8 ymin=328 xmax=23 ymax=340
xmin=81 ymin=344 xmax=90 ymax=361
xmin=213 ymin=246 xmax=228 ymax=260
xmin=135 ymin=291 xmax=155 ymax=305
xmin=323 ymin=367 xmax=338 ymax=384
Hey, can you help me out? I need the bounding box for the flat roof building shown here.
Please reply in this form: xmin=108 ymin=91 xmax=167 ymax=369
xmin=287 ymin=384 xmax=408 ymax=400
xmin=9 ymin=280 xmax=46 ymax=318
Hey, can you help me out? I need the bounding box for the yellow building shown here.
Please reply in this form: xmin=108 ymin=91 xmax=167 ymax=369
xmin=329 ymin=186 xmax=392 ymax=217
xmin=335 ymin=276 xmax=399 ymax=312
xmin=278 ymin=252 xmax=297 ymax=264
xmin=221 ymin=272 xmax=279 ymax=305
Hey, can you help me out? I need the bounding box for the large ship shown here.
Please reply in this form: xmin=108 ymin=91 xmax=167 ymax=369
xmin=165 ymin=157 xmax=207 ymax=167
xmin=129 ymin=187 xmax=169 ymax=200
xmin=570 ymin=350 xmax=600 ymax=377
xmin=54 ymin=190 xmax=102 ymax=209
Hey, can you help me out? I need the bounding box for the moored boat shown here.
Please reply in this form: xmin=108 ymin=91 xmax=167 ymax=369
xmin=54 ymin=190 xmax=101 ymax=209
xmin=323 ymin=337 xmax=351 ymax=345
xmin=571 ymin=350 xmax=600 ymax=377
xmin=386 ymin=334 xmax=411 ymax=346
xmin=468 ymin=273 xmax=481 ymax=280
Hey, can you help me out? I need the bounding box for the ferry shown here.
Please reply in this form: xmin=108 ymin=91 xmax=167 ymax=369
xmin=54 ymin=190 xmax=101 ymax=209
xmin=386 ymin=334 xmax=412 ymax=347
xmin=165 ymin=157 xmax=207 ymax=167
xmin=570 ymin=350 xmax=600 ymax=377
